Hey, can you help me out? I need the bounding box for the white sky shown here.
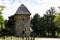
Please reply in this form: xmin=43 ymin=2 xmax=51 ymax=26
xmin=0 ymin=0 xmax=60 ymax=20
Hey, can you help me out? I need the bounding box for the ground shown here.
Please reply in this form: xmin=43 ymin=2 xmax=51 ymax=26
xmin=0 ymin=36 xmax=60 ymax=40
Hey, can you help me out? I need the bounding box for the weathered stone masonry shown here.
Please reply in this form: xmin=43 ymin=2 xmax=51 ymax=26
xmin=13 ymin=4 xmax=31 ymax=37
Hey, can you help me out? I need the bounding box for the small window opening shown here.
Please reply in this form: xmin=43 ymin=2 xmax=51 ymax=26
xmin=22 ymin=18 xmax=25 ymax=20
xmin=22 ymin=31 xmax=25 ymax=34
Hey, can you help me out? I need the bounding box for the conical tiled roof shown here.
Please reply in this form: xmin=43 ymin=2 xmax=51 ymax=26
xmin=15 ymin=4 xmax=31 ymax=15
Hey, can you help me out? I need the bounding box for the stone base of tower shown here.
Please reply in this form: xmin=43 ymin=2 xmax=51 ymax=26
xmin=15 ymin=30 xmax=30 ymax=37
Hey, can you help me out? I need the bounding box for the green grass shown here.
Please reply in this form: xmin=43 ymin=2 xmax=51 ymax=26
xmin=1 ymin=37 xmax=60 ymax=40
xmin=0 ymin=36 xmax=37 ymax=40
xmin=0 ymin=37 xmax=27 ymax=40
xmin=0 ymin=36 xmax=15 ymax=40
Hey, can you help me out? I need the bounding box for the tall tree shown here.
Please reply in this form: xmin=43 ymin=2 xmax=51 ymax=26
xmin=31 ymin=7 xmax=56 ymax=37
xmin=54 ymin=12 xmax=60 ymax=37
xmin=0 ymin=5 xmax=5 ymax=31
xmin=1 ymin=15 xmax=15 ymax=36
xmin=31 ymin=14 xmax=40 ymax=36
xmin=0 ymin=5 xmax=5 ymax=36
xmin=44 ymin=7 xmax=56 ymax=37
xmin=5 ymin=15 xmax=15 ymax=36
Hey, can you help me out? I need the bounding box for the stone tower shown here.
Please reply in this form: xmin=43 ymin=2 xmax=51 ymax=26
xmin=14 ymin=4 xmax=31 ymax=37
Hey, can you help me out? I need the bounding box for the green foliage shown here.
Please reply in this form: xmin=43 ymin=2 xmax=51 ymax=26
xmin=1 ymin=6 xmax=60 ymax=38
xmin=31 ymin=7 xmax=56 ymax=37
xmin=0 ymin=5 xmax=5 ymax=36
xmin=54 ymin=12 xmax=60 ymax=37
xmin=54 ymin=12 xmax=60 ymax=28
xmin=1 ymin=15 xmax=15 ymax=36
xmin=4 ymin=15 xmax=15 ymax=36
xmin=0 ymin=14 xmax=5 ymax=29
xmin=31 ymin=14 xmax=40 ymax=36
xmin=0 ymin=6 xmax=5 ymax=31
xmin=42 ymin=7 xmax=56 ymax=37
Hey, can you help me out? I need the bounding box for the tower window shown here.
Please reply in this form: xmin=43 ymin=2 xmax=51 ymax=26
xmin=22 ymin=18 xmax=25 ymax=21
xmin=22 ymin=18 xmax=24 ymax=20
xmin=22 ymin=31 xmax=25 ymax=34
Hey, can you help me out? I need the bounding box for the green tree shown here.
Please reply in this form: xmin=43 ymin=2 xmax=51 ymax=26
xmin=0 ymin=5 xmax=5 ymax=36
xmin=38 ymin=16 xmax=46 ymax=37
xmin=54 ymin=12 xmax=60 ymax=28
xmin=54 ymin=12 xmax=60 ymax=37
xmin=6 ymin=15 xmax=15 ymax=36
xmin=0 ymin=6 xmax=5 ymax=31
xmin=31 ymin=14 xmax=40 ymax=37
xmin=43 ymin=7 xmax=56 ymax=37
xmin=31 ymin=14 xmax=47 ymax=37
xmin=31 ymin=7 xmax=56 ymax=38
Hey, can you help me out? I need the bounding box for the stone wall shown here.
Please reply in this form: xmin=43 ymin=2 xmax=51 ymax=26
xmin=14 ymin=14 xmax=30 ymax=37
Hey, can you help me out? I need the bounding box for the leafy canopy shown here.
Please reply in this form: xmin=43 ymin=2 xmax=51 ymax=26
xmin=0 ymin=5 xmax=5 ymax=31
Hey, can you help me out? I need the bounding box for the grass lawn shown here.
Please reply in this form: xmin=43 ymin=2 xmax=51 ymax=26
xmin=0 ymin=36 xmax=15 ymax=40
xmin=0 ymin=36 xmax=60 ymax=40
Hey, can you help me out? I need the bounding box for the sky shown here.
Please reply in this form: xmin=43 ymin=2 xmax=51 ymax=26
xmin=0 ymin=0 xmax=60 ymax=20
